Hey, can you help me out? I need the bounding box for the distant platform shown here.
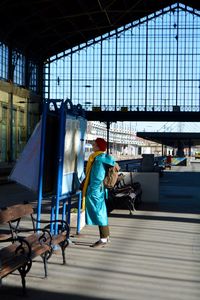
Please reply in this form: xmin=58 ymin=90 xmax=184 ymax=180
xmin=190 ymin=158 xmax=200 ymax=163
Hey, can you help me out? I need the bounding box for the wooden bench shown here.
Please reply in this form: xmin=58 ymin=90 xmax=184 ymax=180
xmin=0 ymin=203 xmax=70 ymax=293
xmin=0 ymin=235 xmax=32 ymax=295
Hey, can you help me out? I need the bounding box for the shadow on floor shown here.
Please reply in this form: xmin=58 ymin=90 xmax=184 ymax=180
xmin=0 ymin=286 xmax=104 ymax=300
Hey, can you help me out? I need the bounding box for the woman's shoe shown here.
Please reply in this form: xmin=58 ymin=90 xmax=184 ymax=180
xmin=91 ymin=240 xmax=107 ymax=248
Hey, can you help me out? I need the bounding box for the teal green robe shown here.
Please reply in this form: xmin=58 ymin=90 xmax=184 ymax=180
xmin=85 ymin=153 xmax=115 ymax=226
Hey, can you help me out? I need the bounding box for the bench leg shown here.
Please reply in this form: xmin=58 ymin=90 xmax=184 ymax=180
xmin=61 ymin=246 xmax=66 ymax=265
xmin=128 ymin=198 xmax=136 ymax=215
xmin=59 ymin=240 xmax=69 ymax=265
xmin=41 ymin=254 xmax=48 ymax=278
xmin=18 ymin=258 xmax=32 ymax=295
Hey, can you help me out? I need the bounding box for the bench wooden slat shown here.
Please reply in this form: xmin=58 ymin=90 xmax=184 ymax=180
xmin=0 ymin=254 xmax=28 ymax=278
xmin=0 ymin=204 xmax=33 ymax=224
xmin=52 ymin=232 xmax=67 ymax=245
xmin=24 ymin=233 xmax=51 ymax=258
xmin=0 ymin=238 xmax=32 ymax=292
xmin=0 ymin=233 xmax=11 ymax=241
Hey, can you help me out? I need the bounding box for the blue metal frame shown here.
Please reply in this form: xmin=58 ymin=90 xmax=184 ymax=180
xmin=76 ymin=191 xmax=82 ymax=235
xmin=36 ymin=99 xmax=48 ymax=230
xmin=53 ymin=100 xmax=65 ymax=234
xmin=37 ymin=99 xmax=86 ymax=235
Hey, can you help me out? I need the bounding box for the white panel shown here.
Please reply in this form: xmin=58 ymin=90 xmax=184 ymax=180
xmin=122 ymin=172 xmax=159 ymax=202
xmin=9 ymin=120 xmax=41 ymax=192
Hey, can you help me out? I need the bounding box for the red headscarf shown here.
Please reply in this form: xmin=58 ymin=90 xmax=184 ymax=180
xmin=95 ymin=138 xmax=107 ymax=151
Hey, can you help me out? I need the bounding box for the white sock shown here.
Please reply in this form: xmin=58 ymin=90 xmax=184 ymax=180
xmin=100 ymin=238 xmax=108 ymax=243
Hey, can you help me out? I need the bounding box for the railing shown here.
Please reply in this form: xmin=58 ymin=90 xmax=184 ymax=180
xmin=83 ymin=104 xmax=200 ymax=112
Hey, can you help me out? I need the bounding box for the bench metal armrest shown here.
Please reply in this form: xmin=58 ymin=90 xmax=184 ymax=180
xmin=7 ymin=226 xmax=53 ymax=246
xmin=33 ymin=217 xmax=70 ymax=234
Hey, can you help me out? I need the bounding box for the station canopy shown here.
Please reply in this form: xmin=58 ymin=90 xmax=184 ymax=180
xmin=0 ymin=0 xmax=199 ymax=61
xmin=137 ymin=132 xmax=200 ymax=148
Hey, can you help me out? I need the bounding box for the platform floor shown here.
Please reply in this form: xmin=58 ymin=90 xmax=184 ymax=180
xmin=0 ymin=163 xmax=200 ymax=300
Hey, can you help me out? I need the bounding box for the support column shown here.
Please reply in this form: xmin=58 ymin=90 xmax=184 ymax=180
xmin=8 ymin=92 xmax=13 ymax=162
xmin=7 ymin=47 xmax=14 ymax=162
xmin=161 ymin=143 xmax=164 ymax=156
xmin=106 ymin=121 xmax=111 ymax=154
xmin=188 ymin=140 xmax=191 ymax=157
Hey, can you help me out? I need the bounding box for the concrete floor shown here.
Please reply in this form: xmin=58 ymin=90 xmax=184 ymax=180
xmin=0 ymin=162 xmax=200 ymax=300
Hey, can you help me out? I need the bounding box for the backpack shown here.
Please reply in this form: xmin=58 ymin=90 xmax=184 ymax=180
xmin=104 ymin=163 xmax=120 ymax=189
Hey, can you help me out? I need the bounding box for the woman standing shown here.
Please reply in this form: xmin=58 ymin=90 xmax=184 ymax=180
xmin=82 ymin=138 xmax=116 ymax=248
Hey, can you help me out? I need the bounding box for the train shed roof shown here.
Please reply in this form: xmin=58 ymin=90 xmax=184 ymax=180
xmin=0 ymin=1 xmax=199 ymax=61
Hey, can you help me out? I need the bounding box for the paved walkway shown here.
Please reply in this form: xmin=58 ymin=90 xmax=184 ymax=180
xmin=0 ymin=163 xmax=200 ymax=300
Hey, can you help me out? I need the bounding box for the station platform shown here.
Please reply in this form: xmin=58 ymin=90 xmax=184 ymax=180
xmin=0 ymin=163 xmax=200 ymax=300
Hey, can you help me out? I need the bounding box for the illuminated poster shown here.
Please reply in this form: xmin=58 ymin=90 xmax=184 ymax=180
xmin=61 ymin=115 xmax=87 ymax=195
